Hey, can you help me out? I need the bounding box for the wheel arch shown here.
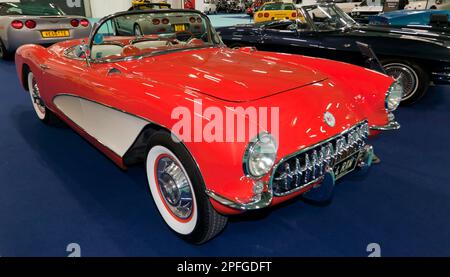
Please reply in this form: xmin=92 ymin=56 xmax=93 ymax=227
xmin=378 ymin=55 xmax=431 ymax=78
xmin=21 ymin=63 xmax=31 ymax=91
xmin=123 ymin=123 xmax=201 ymax=174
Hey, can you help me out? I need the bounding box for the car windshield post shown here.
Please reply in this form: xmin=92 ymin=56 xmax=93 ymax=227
xmin=302 ymin=4 xmax=357 ymax=32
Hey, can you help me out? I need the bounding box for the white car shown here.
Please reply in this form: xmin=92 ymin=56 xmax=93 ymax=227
xmin=351 ymin=0 xmax=384 ymax=20
xmin=405 ymin=0 xmax=450 ymax=10
xmin=202 ymin=0 xmax=217 ymax=14
xmin=295 ymin=1 xmax=362 ymax=14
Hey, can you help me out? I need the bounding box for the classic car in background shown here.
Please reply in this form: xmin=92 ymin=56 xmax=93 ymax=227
xmin=405 ymin=0 xmax=450 ymax=10
xmin=351 ymin=0 xmax=386 ymax=21
xmin=247 ymin=0 xmax=271 ymax=16
xmin=15 ymin=9 xmax=400 ymax=243
xmin=254 ymin=1 xmax=297 ymax=23
xmin=0 ymin=1 xmax=91 ymax=59
xmin=295 ymin=0 xmax=362 ymax=14
xmin=128 ymin=1 xmax=172 ymax=11
xmin=112 ymin=10 xmax=206 ymax=37
xmin=202 ymin=0 xmax=218 ymax=14
xmin=218 ymin=3 xmax=450 ymax=104
xmin=350 ymin=0 xmax=409 ymax=22
xmin=369 ymin=8 xmax=450 ymax=28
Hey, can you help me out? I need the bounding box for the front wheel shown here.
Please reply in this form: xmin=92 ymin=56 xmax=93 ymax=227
xmin=381 ymin=59 xmax=429 ymax=105
xmin=27 ymin=71 xmax=56 ymax=124
xmin=145 ymin=132 xmax=228 ymax=244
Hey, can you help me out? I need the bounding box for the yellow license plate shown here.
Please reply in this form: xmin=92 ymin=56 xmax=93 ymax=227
xmin=173 ymin=24 xmax=186 ymax=32
xmin=41 ymin=30 xmax=70 ymax=38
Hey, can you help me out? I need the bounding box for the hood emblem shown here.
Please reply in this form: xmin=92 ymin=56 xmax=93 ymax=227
xmin=324 ymin=112 xmax=336 ymax=127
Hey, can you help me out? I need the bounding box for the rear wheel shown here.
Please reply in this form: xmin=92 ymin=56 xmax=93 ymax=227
xmin=134 ymin=24 xmax=143 ymax=36
xmin=381 ymin=59 xmax=429 ymax=105
xmin=0 ymin=39 xmax=9 ymax=60
xmin=145 ymin=131 xmax=228 ymax=244
xmin=27 ymin=71 xmax=56 ymax=124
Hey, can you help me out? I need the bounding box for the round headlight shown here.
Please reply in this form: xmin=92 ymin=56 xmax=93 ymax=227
xmin=244 ymin=133 xmax=278 ymax=178
xmin=385 ymin=81 xmax=403 ymax=112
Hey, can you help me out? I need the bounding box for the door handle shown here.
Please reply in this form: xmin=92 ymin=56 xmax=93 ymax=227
xmin=39 ymin=64 xmax=50 ymax=70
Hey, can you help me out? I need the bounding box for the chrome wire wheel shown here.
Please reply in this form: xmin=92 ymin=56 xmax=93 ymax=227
xmin=27 ymin=72 xmax=46 ymax=120
xmin=146 ymin=145 xmax=198 ymax=235
xmin=134 ymin=24 xmax=143 ymax=36
xmin=156 ymin=155 xmax=194 ymax=220
xmin=384 ymin=63 xmax=419 ymax=101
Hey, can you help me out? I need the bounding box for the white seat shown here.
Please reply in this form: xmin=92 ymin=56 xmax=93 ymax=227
xmin=133 ymin=40 xmax=169 ymax=50
xmin=91 ymin=44 xmax=123 ymax=59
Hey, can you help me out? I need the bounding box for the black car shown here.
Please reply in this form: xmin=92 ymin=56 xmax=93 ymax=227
xmin=217 ymin=3 xmax=450 ymax=104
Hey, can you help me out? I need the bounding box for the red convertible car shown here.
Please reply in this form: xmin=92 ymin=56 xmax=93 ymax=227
xmin=15 ymin=9 xmax=401 ymax=244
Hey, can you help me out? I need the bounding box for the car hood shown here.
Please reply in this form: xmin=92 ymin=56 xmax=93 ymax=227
xmin=119 ymin=47 xmax=328 ymax=102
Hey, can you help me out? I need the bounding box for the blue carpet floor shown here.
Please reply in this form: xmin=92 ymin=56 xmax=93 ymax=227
xmin=0 ymin=58 xmax=449 ymax=257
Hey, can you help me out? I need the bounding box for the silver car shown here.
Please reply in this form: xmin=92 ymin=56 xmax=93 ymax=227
xmin=0 ymin=2 xmax=92 ymax=59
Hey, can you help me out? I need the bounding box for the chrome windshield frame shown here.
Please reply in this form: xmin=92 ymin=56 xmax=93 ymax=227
xmin=87 ymin=9 xmax=222 ymax=64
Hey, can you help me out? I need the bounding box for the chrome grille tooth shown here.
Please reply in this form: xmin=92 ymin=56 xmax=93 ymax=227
xmin=318 ymin=147 xmax=325 ymax=176
xmin=311 ymin=150 xmax=318 ymax=180
xmin=294 ymin=158 xmax=302 ymax=187
xmin=303 ymin=153 xmax=311 ymax=183
xmin=283 ymin=163 xmax=292 ymax=191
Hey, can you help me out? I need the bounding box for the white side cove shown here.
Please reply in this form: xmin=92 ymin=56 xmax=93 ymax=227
xmin=53 ymin=95 xmax=149 ymax=157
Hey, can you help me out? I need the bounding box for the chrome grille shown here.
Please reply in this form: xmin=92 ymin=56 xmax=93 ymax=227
xmin=271 ymin=121 xmax=369 ymax=196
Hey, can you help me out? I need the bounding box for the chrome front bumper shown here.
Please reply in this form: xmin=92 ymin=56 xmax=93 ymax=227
xmin=206 ymin=144 xmax=375 ymax=211
xmin=370 ymin=113 xmax=400 ymax=131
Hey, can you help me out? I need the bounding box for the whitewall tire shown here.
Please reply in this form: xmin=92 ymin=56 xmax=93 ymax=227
xmin=28 ymin=72 xmax=47 ymax=120
xmin=146 ymin=145 xmax=198 ymax=235
xmin=145 ymin=131 xmax=228 ymax=244
xmin=26 ymin=71 xmax=58 ymax=124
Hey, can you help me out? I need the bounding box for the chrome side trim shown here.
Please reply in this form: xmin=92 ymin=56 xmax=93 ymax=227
xmin=205 ymin=189 xmax=273 ymax=211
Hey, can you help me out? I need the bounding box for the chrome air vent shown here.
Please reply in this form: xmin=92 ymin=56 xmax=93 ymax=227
xmin=271 ymin=121 xmax=369 ymax=196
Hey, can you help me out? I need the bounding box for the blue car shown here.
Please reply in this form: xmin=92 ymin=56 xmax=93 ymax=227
xmin=369 ymin=9 xmax=450 ymax=27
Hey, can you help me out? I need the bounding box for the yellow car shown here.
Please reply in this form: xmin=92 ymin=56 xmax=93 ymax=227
xmin=129 ymin=0 xmax=171 ymax=10
xmin=254 ymin=2 xmax=297 ymax=23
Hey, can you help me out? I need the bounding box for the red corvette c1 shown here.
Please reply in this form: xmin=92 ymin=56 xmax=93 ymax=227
xmin=15 ymin=9 xmax=402 ymax=244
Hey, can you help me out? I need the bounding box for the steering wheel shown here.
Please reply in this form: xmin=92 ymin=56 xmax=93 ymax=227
xmin=175 ymin=30 xmax=195 ymax=42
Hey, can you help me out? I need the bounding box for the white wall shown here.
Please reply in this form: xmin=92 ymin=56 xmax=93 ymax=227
xmin=88 ymin=0 xmax=131 ymax=18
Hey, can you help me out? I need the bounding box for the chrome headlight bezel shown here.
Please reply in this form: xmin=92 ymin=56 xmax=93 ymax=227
xmin=385 ymin=81 xmax=403 ymax=112
xmin=243 ymin=133 xmax=278 ymax=178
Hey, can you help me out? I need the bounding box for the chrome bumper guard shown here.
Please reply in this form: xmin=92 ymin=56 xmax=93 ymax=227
xmin=371 ymin=113 xmax=400 ymax=131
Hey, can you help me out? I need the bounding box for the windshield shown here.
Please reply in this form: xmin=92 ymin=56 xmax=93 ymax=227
xmin=90 ymin=11 xmax=220 ymax=62
xmin=261 ymin=3 xmax=295 ymax=10
xmin=2 ymin=2 xmax=65 ymax=16
xmin=302 ymin=4 xmax=357 ymax=31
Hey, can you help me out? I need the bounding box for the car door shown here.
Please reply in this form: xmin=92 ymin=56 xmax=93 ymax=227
xmin=259 ymin=24 xmax=331 ymax=58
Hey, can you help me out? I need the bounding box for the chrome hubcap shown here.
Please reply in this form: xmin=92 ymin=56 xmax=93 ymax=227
xmin=31 ymin=78 xmax=46 ymax=114
xmin=135 ymin=26 xmax=142 ymax=36
xmin=384 ymin=63 xmax=418 ymax=100
xmin=156 ymin=156 xmax=193 ymax=219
